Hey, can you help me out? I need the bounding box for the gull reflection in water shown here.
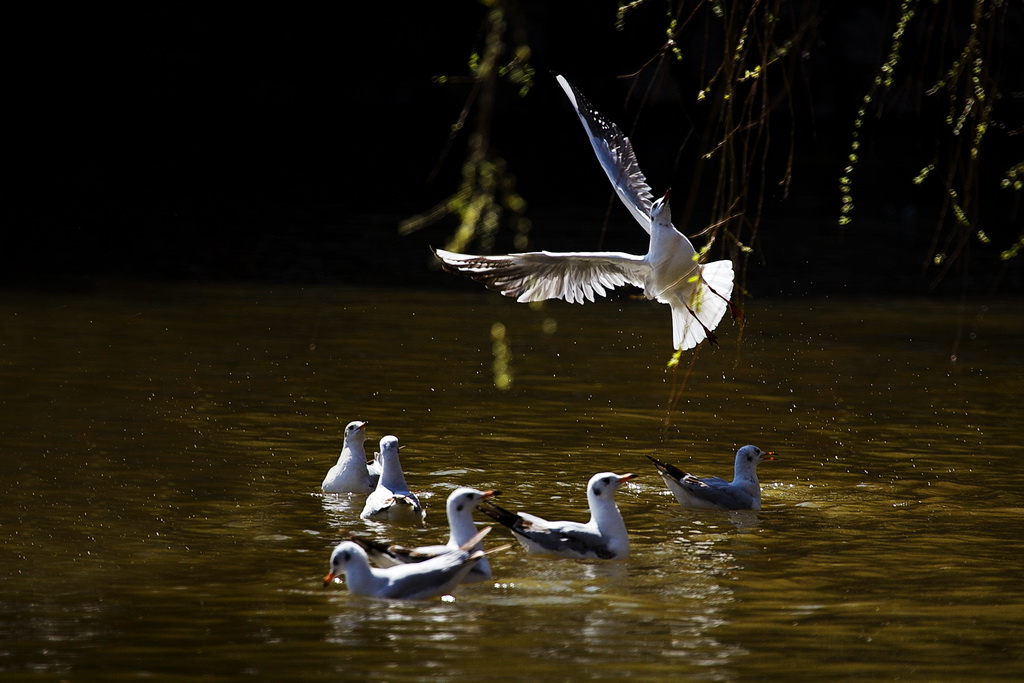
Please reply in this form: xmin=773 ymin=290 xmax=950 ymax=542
xmin=318 ymin=491 xmax=366 ymax=529
xmin=325 ymin=597 xmax=489 ymax=648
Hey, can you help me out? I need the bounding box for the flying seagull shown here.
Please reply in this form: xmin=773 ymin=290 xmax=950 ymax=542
xmin=432 ymin=74 xmax=734 ymax=351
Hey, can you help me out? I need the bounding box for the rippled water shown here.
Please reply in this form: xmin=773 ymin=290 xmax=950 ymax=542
xmin=1 ymin=283 xmax=1022 ymax=679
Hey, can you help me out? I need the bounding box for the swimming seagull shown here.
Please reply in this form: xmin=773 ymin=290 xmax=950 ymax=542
xmin=646 ymin=445 xmax=777 ymax=511
xmin=321 ymin=420 xmax=381 ymax=494
xmin=323 ymin=527 xmax=501 ymax=600
xmin=360 ymin=435 xmax=425 ymax=525
xmin=432 ymin=74 xmax=735 ymax=352
xmin=350 ymin=487 xmax=499 ymax=583
xmin=477 ymin=472 xmax=636 ymax=560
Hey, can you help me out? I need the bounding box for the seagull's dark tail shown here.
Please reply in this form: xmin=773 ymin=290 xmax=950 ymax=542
xmin=645 ymin=454 xmax=690 ymax=482
xmin=476 ymin=499 xmax=523 ymax=531
xmin=348 ymin=534 xmax=392 ymax=555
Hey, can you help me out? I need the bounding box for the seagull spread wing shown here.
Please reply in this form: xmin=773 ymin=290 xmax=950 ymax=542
xmin=555 ymin=74 xmax=654 ymax=234
xmin=433 ymin=248 xmax=648 ymax=305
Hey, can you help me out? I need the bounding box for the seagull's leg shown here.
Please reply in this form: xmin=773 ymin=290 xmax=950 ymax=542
xmin=682 ymin=301 xmax=719 ymax=346
xmin=700 ymin=272 xmax=742 ymax=321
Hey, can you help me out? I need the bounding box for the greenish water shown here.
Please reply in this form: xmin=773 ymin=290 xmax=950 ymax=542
xmin=1 ymin=284 xmax=1022 ymax=680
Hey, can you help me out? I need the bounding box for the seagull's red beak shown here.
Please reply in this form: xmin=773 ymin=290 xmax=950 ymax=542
xmin=618 ymin=473 xmax=638 ymax=483
xmin=323 ymin=572 xmax=337 ymax=587
xmin=763 ymin=452 xmax=777 ymax=461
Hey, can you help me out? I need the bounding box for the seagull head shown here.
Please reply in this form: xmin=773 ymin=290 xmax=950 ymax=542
xmin=651 ymin=189 xmax=673 ymax=221
xmin=587 ymin=472 xmax=637 ymax=502
xmin=344 ymin=420 xmax=368 ymax=442
xmin=378 ymin=435 xmax=400 ymax=458
xmin=447 ymin=487 xmax=498 ymax=517
xmin=735 ymin=445 xmax=776 ymax=469
xmin=323 ymin=541 xmax=367 ymax=587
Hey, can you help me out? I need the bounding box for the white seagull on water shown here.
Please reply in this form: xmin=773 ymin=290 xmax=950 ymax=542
xmin=432 ymin=74 xmax=735 ymax=352
xmin=477 ymin=472 xmax=636 ymax=560
xmin=323 ymin=527 xmax=500 ymax=600
xmin=647 ymin=445 xmax=776 ymax=511
xmin=350 ymin=487 xmax=499 ymax=583
xmin=320 ymin=420 xmax=382 ymax=494
xmin=360 ymin=435 xmax=425 ymax=525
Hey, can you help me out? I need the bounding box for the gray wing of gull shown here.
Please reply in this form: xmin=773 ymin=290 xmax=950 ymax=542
xmin=556 ymin=74 xmax=654 ymax=234
xmin=515 ymin=515 xmax=616 ymax=560
xmin=681 ymin=475 xmax=754 ymax=510
xmin=384 ymin=551 xmax=476 ymax=599
xmin=433 ymin=248 xmax=648 ymax=305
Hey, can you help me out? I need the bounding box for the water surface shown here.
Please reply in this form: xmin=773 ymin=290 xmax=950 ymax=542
xmin=1 ymin=284 xmax=1022 ymax=679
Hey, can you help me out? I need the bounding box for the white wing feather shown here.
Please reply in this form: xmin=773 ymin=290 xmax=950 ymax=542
xmin=555 ymin=74 xmax=654 ymax=233
xmin=433 ymin=248 xmax=648 ymax=305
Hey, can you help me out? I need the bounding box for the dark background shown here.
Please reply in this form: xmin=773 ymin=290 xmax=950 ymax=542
xmin=6 ymin=2 xmax=1023 ymax=296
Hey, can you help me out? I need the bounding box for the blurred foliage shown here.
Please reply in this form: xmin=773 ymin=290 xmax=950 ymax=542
xmin=397 ymin=0 xmax=534 ymax=391
xmin=397 ymin=0 xmax=533 ymax=256
xmin=841 ymin=0 xmax=1022 ymax=288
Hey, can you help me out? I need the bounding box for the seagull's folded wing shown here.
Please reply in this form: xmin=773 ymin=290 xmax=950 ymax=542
xmin=515 ymin=511 xmax=551 ymax=529
xmin=433 ymin=248 xmax=648 ymax=304
xmin=555 ymin=74 xmax=654 ymax=234
xmin=532 ymin=521 xmax=614 ymax=559
xmin=682 ymin=477 xmax=751 ymax=510
xmin=360 ymin=491 xmax=390 ymax=517
xmin=683 ymin=474 xmax=729 ymax=488
xmin=385 ymin=551 xmax=474 ymax=599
